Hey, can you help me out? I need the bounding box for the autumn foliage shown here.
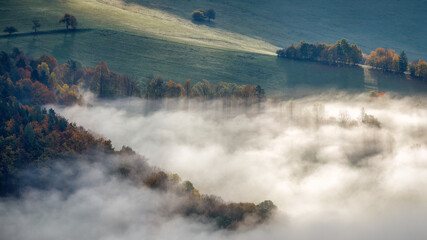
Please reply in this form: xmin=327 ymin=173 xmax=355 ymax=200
xmin=145 ymin=77 xmax=265 ymax=104
xmin=0 ymin=49 xmax=276 ymax=229
xmin=135 ymin=168 xmax=276 ymax=229
xmin=408 ymin=59 xmax=427 ymax=79
xmin=365 ymin=48 xmax=409 ymax=73
xmin=0 ymin=97 xmax=112 ymax=196
xmin=277 ymin=39 xmax=363 ymax=66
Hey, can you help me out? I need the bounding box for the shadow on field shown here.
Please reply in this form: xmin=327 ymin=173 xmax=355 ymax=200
xmin=0 ymin=29 xmax=93 ymax=39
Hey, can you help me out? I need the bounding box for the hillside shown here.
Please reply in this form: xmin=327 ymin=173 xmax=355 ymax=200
xmin=2 ymin=0 xmax=427 ymax=98
xmin=124 ymin=0 xmax=427 ymax=60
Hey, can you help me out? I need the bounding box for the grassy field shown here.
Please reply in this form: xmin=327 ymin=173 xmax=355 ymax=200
xmin=1 ymin=0 xmax=426 ymax=98
xmin=125 ymin=0 xmax=427 ymax=60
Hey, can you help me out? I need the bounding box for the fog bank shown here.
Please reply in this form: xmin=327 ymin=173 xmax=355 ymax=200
xmin=2 ymin=93 xmax=427 ymax=239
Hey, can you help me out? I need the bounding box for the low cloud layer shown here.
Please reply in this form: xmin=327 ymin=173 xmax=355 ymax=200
xmin=2 ymin=93 xmax=427 ymax=239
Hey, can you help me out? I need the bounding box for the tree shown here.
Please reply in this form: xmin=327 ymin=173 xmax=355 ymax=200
xmin=184 ymin=79 xmax=192 ymax=98
xmin=32 ymin=19 xmax=41 ymax=34
xmin=3 ymin=26 xmax=18 ymax=36
xmin=398 ymin=51 xmax=408 ymax=73
xmin=365 ymin=48 xmax=400 ymax=72
xmin=23 ymin=124 xmax=36 ymax=151
xmin=336 ymin=39 xmax=350 ymax=63
xmin=415 ymin=60 xmax=427 ymax=79
xmin=59 ymin=13 xmax=78 ymax=30
xmin=256 ymin=200 xmax=277 ymax=218
xmin=205 ymin=9 xmax=216 ymax=22
xmin=192 ymin=10 xmax=206 ymax=22
xmin=277 ymin=39 xmax=362 ymax=65
xmin=146 ymin=77 xmax=165 ymax=99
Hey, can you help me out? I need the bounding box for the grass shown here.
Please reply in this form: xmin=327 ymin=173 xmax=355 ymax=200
xmin=123 ymin=0 xmax=427 ymax=60
xmin=1 ymin=0 xmax=426 ymax=98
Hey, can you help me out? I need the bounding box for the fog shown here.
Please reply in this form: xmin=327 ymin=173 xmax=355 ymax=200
xmin=2 ymin=93 xmax=427 ymax=239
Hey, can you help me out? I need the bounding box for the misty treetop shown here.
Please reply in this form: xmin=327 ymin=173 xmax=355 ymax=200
xmin=146 ymin=77 xmax=265 ymax=103
xmin=0 ymin=97 xmax=113 ymax=196
xmin=277 ymin=39 xmax=363 ymax=66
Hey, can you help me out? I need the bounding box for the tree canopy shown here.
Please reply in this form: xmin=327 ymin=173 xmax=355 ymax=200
xmin=205 ymin=9 xmax=216 ymax=22
xmin=3 ymin=26 xmax=18 ymax=36
xmin=59 ymin=13 xmax=78 ymax=30
xmin=277 ymin=39 xmax=363 ymax=65
xmin=192 ymin=9 xmax=216 ymax=22
xmin=192 ymin=10 xmax=206 ymax=22
xmin=398 ymin=51 xmax=408 ymax=73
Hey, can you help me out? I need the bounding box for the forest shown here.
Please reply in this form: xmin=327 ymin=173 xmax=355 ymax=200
xmin=0 ymin=48 xmax=275 ymax=229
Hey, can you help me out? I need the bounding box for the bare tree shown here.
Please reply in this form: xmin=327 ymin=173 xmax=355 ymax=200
xmin=32 ymin=19 xmax=41 ymax=33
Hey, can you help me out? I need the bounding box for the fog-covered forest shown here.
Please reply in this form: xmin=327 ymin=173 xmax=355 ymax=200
xmin=1 ymin=1 xmax=427 ymax=239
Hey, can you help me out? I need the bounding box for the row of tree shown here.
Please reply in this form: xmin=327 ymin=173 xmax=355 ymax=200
xmin=365 ymin=48 xmax=408 ymax=73
xmin=365 ymin=48 xmax=427 ymax=78
xmin=2 ymin=13 xmax=78 ymax=36
xmin=145 ymin=77 xmax=265 ymax=102
xmin=277 ymin=39 xmax=363 ymax=66
xmin=278 ymin=40 xmax=427 ymax=79
xmin=1 ymin=48 xmax=267 ymax=107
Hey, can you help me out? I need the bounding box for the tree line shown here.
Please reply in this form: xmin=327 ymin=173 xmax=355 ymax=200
xmin=277 ymin=39 xmax=427 ymax=79
xmin=145 ymin=77 xmax=265 ymax=102
xmin=0 ymin=49 xmax=266 ymax=106
xmin=276 ymin=39 xmax=363 ymax=66
xmin=2 ymin=13 xmax=78 ymax=36
xmin=365 ymin=48 xmax=426 ymax=79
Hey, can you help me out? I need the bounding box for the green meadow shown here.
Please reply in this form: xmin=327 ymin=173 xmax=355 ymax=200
xmin=1 ymin=0 xmax=426 ymax=97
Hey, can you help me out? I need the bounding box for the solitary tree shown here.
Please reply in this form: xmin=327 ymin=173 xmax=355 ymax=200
xmin=205 ymin=9 xmax=216 ymax=22
xmin=191 ymin=10 xmax=206 ymax=22
xmin=32 ymin=19 xmax=41 ymax=34
xmin=184 ymin=79 xmax=192 ymax=97
xmin=59 ymin=13 xmax=78 ymax=30
xmin=3 ymin=26 xmax=18 ymax=36
xmin=398 ymin=51 xmax=408 ymax=73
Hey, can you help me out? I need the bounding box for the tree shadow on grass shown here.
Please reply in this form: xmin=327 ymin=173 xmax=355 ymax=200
xmin=191 ymin=20 xmax=216 ymax=27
